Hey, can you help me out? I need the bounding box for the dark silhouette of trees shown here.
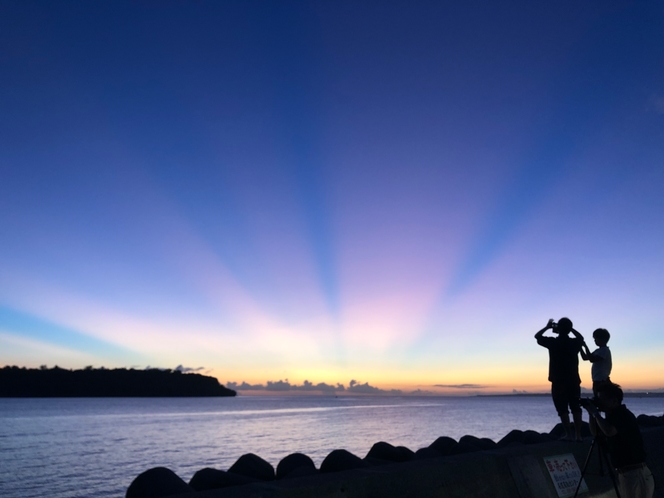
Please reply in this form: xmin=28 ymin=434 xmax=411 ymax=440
xmin=0 ymin=365 xmax=236 ymax=397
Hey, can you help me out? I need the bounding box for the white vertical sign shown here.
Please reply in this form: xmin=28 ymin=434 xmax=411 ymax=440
xmin=543 ymin=454 xmax=588 ymax=497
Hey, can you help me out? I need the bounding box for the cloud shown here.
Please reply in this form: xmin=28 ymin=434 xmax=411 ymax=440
xmin=226 ymin=381 xmax=265 ymax=391
xmin=296 ymin=380 xmax=344 ymax=393
xmin=348 ymin=380 xmax=380 ymax=394
xmin=348 ymin=379 xmax=402 ymax=395
xmin=266 ymin=379 xmax=292 ymax=391
xmin=226 ymin=379 xmax=400 ymax=395
xmin=226 ymin=380 xmax=340 ymax=392
xmin=174 ymin=365 xmax=205 ymax=373
xmin=434 ymin=384 xmax=489 ymax=389
xmin=140 ymin=365 xmax=207 ymax=374
xmin=512 ymin=389 xmax=528 ymax=394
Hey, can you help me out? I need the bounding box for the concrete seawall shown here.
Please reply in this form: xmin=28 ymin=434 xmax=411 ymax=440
xmin=129 ymin=425 xmax=664 ymax=498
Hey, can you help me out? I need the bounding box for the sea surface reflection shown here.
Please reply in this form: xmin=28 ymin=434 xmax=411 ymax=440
xmin=1 ymin=395 xmax=662 ymax=498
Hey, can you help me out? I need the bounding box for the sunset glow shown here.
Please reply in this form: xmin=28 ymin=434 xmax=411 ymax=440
xmin=1 ymin=1 xmax=663 ymax=395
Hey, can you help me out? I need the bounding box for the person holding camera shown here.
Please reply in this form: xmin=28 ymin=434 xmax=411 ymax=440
xmin=535 ymin=317 xmax=585 ymax=441
xmin=582 ymin=382 xmax=654 ymax=498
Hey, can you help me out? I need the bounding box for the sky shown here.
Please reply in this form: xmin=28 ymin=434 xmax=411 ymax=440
xmin=1 ymin=1 xmax=663 ymax=395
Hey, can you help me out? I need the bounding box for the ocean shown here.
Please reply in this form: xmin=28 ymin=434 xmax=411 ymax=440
xmin=1 ymin=395 xmax=662 ymax=498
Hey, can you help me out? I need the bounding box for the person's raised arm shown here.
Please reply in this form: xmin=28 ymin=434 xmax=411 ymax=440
xmin=583 ymin=403 xmax=617 ymax=437
xmin=580 ymin=341 xmax=591 ymax=361
xmin=580 ymin=341 xmax=603 ymax=363
xmin=535 ymin=319 xmax=555 ymax=340
xmin=571 ymin=327 xmax=585 ymax=342
xmin=585 ymin=349 xmax=603 ymax=363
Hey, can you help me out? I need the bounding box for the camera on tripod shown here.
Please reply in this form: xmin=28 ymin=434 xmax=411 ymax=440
xmin=578 ymin=397 xmax=598 ymax=410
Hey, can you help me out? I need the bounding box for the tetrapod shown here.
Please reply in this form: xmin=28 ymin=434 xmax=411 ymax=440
xmin=573 ymin=433 xmax=621 ymax=498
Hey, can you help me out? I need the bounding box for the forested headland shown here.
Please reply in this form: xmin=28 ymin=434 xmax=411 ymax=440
xmin=0 ymin=366 xmax=236 ymax=397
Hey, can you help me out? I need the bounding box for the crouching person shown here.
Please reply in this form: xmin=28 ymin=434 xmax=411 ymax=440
xmin=582 ymin=382 xmax=654 ymax=498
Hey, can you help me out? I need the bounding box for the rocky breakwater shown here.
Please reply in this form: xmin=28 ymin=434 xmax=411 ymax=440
xmin=127 ymin=414 xmax=664 ymax=498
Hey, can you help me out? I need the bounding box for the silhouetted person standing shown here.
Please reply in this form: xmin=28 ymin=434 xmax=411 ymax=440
xmin=580 ymin=328 xmax=612 ymax=397
xmin=535 ymin=317 xmax=585 ymax=441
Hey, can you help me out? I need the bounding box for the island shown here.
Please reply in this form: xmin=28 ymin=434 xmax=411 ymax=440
xmin=0 ymin=365 xmax=236 ymax=397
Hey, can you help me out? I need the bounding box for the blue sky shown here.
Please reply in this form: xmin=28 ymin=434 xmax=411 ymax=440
xmin=1 ymin=1 xmax=663 ymax=393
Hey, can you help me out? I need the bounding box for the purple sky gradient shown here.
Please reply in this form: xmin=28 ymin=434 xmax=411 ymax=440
xmin=1 ymin=1 xmax=663 ymax=392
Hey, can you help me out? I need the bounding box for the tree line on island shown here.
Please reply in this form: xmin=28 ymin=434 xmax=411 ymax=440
xmin=0 ymin=365 xmax=236 ymax=397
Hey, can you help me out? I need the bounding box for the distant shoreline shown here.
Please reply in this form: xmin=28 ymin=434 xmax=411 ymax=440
xmin=3 ymin=365 xmax=660 ymax=398
xmin=231 ymin=391 xmax=664 ymax=398
xmin=478 ymin=392 xmax=664 ymax=398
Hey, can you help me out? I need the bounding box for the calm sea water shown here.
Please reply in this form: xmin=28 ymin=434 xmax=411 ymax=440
xmin=1 ymin=395 xmax=662 ymax=498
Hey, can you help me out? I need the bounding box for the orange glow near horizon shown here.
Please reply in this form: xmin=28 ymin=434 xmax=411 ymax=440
xmin=2 ymin=1 xmax=664 ymax=416
xmin=208 ymin=364 xmax=664 ymax=396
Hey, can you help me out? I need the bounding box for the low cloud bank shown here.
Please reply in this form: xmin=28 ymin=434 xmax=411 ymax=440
xmin=434 ymin=384 xmax=488 ymax=389
xmin=174 ymin=365 xmax=205 ymax=373
xmin=141 ymin=365 xmax=206 ymax=373
xmin=226 ymin=380 xmax=342 ymax=393
xmin=227 ymin=379 xmax=402 ymax=395
xmin=348 ymin=379 xmax=402 ymax=395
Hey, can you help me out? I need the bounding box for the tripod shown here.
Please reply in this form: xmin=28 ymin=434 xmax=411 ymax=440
xmin=573 ymin=434 xmax=621 ymax=498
